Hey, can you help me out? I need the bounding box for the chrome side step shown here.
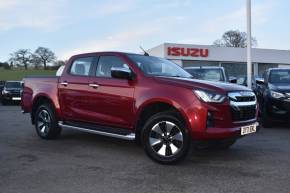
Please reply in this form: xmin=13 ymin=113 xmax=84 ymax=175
xmin=58 ymin=121 xmax=135 ymax=141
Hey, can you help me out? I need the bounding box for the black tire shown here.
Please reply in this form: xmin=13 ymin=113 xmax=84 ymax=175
xmin=141 ymin=112 xmax=191 ymax=164
xmin=34 ymin=103 xmax=61 ymax=139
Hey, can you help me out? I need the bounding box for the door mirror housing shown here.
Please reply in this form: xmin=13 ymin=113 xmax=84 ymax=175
xmin=229 ymin=76 xmax=237 ymax=84
xmin=256 ymin=78 xmax=264 ymax=85
xmin=111 ymin=67 xmax=134 ymax=80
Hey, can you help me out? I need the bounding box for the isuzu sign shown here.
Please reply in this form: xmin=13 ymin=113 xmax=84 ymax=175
xmin=167 ymin=47 xmax=209 ymax=57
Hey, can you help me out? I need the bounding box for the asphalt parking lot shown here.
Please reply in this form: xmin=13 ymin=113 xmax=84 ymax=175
xmin=0 ymin=104 xmax=290 ymax=193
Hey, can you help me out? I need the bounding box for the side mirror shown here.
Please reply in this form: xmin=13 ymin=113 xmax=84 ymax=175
xmin=111 ymin=67 xmax=133 ymax=80
xmin=229 ymin=76 xmax=237 ymax=84
xmin=256 ymin=78 xmax=264 ymax=85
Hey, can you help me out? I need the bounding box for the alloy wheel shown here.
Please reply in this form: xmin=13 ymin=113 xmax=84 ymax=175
xmin=36 ymin=109 xmax=51 ymax=136
xmin=149 ymin=121 xmax=183 ymax=157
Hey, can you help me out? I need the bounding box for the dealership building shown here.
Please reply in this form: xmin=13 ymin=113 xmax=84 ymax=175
xmin=147 ymin=43 xmax=290 ymax=77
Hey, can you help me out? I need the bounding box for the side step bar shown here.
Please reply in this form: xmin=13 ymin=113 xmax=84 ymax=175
xmin=58 ymin=121 xmax=135 ymax=141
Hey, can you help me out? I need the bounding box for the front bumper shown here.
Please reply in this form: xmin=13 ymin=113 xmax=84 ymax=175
xmin=185 ymin=93 xmax=258 ymax=141
xmin=266 ymin=98 xmax=290 ymax=120
xmin=192 ymin=121 xmax=259 ymax=140
xmin=2 ymin=93 xmax=21 ymax=101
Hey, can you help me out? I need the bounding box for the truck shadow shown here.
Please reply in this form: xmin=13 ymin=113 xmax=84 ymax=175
xmin=261 ymin=123 xmax=290 ymax=130
xmin=58 ymin=129 xmax=263 ymax=165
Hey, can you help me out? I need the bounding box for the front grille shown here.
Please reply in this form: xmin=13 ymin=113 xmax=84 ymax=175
xmin=228 ymin=91 xmax=257 ymax=122
xmin=10 ymin=92 xmax=20 ymax=95
xmin=10 ymin=90 xmax=20 ymax=94
xmin=10 ymin=93 xmax=21 ymax=97
xmin=231 ymin=105 xmax=256 ymax=122
xmin=235 ymin=96 xmax=255 ymax=102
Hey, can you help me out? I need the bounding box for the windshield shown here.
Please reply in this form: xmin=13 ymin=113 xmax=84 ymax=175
xmin=269 ymin=70 xmax=290 ymax=84
xmin=5 ymin=82 xmax=22 ymax=88
xmin=185 ymin=68 xmax=225 ymax=82
xmin=127 ymin=54 xmax=192 ymax=78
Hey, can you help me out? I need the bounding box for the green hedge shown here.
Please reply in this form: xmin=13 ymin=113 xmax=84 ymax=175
xmin=0 ymin=69 xmax=57 ymax=81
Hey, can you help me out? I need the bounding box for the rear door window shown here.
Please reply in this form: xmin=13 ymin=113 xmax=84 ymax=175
xmin=70 ymin=57 xmax=94 ymax=76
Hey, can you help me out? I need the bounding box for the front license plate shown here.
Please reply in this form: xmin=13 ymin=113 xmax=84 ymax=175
xmin=241 ymin=124 xmax=256 ymax=135
xmin=12 ymin=97 xmax=21 ymax=101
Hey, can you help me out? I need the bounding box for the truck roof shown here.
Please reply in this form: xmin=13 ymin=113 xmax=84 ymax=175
xmin=70 ymin=51 xmax=140 ymax=58
xmin=184 ymin=66 xmax=224 ymax=70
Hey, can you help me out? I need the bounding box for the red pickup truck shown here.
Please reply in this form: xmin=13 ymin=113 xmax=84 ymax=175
xmin=21 ymin=52 xmax=258 ymax=164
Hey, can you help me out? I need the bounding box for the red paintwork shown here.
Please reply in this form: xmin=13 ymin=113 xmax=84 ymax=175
xmin=21 ymin=52 xmax=258 ymax=141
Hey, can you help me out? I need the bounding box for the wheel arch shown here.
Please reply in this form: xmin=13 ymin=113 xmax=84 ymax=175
xmin=134 ymin=99 xmax=190 ymax=143
xmin=31 ymin=94 xmax=57 ymax=125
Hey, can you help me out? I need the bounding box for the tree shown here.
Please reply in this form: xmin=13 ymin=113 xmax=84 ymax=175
xmin=54 ymin=60 xmax=66 ymax=67
xmin=0 ymin=62 xmax=11 ymax=69
xmin=9 ymin=49 xmax=32 ymax=69
xmin=30 ymin=54 xmax=42 ymax=69
xmin=213 ymin=30 xmax=257 ymax=48
xmin=34 ymin=47 xmax=56 ymax=70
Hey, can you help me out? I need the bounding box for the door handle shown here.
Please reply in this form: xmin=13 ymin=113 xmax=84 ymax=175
xmin=60 ymin=82 xmax=68 ymax=86
xmin=89 ymin=83 xmax=99 ymax=88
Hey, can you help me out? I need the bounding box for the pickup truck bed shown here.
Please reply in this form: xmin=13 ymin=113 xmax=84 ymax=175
xmin=22 ymin=76 xmax=60 ymax=117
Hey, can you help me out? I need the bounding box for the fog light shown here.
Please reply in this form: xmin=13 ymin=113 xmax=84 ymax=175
xmin=272 ymin=105 xmax=287 ymax=114
xmin=206 ymin=111 xmax=214 ymax=128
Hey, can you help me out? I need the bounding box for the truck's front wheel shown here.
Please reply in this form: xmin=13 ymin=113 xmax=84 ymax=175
xmin=141 ymin=112 xmax=190 ymax=164
xmin=35 ymin=103 xmax=61 ymax=139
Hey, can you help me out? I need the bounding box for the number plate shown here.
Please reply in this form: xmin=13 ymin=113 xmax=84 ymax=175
xmin=241 ymin=124 xmax=257 ymax=135
xmin=12 ymin=97 xmax=21 ymax=101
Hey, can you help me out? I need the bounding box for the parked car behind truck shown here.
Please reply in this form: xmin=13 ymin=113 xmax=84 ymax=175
xmin=1 ymin=81 xmax=23 ymax=105
xmin=0 ymin=80 xmax=5 ymax=100
xmin=21 ymin=52 xmax=258 ymax=164
xmin=184 ymin=66 xmax=237 ymax=83
xmin=255 ymin=68 xmax=290 ymax=127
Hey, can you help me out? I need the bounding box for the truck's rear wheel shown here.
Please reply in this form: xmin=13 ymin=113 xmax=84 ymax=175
xmin=35 ymin=103 xmax=61 ymax=139
xmin=141 ymin=112 xmax=190 ymax=164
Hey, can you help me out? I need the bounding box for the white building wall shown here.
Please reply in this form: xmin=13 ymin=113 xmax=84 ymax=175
xmin=146 ymin=45 xmax=165 ymax=58
xmin=147 ymin=43 xmax=290 ymax=65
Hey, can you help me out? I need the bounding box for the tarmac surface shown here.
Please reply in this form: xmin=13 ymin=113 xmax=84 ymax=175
xmin=1 ymin=104 xmax=290 ymax=193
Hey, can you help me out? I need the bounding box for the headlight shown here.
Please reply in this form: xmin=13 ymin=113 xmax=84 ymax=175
xmin=2 ymin=89 xmax=9 ymax=94
xmin=270 ymin=91 xmax=285 ymax=99
xmin=194 ymin=90 xmax=226 ymax=103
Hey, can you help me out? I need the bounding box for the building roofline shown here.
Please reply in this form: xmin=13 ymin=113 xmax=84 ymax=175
xmin=163 ymin=42 xmax=290 ymax=52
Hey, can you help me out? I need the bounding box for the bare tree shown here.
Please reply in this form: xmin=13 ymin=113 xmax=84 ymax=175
xmin=9 ymin=49 xmax=32 ymax=70
xmin=34 ymin=47 xmax=56 ymax=70
xmin=30 ymin=54 xmax=42 ymax=69
xmin=213 ymin=30 xmax=257 ymax=48
xmin=54 ymin=60 xmax=66 ymax=67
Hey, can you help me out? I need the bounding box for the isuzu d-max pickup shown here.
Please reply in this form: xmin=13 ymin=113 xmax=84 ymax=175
xmin=21 ymin=52 xmax=258 ymax=164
